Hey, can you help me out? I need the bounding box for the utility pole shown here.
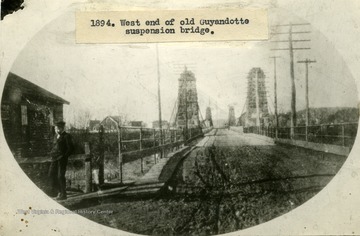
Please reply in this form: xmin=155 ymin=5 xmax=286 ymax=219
xmin=255 ymin=69 xmax=261 ymax=127
xmin=288 ymin=24 xmax=296 ymax=137
xmin=297 ymin=59 xmax=316 ymax=141
xmin=270 ymin=56 xmax=280 ymax=138
xmin=183 ymin=66 xmax=189 ymax=140
xmin=156 ymin=44 xmax=163 ymax=157
xmin=271 ymin=22 xmax=311 ymax=138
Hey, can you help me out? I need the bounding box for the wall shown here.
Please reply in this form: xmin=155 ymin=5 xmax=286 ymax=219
xmin=1 ymin=96 xmax=65 ymax=158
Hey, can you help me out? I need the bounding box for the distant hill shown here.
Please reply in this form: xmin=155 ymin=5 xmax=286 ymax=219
xmin=277 ymin=107 xmax=359 ymax=126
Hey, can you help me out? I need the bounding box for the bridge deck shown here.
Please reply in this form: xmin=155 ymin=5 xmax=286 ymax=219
xmin=197 ymin=128 xmax=274 ymax=147
xmin=135 ymin=146 xmax=192 ymax=185
xmin=74 ymin=128 xmax=347 ymax=235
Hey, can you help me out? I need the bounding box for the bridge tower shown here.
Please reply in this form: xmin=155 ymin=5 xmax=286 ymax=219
xmin=205 ymin=107 xmax=213 ymax=127
xmin=174 ymin=68 xmax=201 ymax=129
xmin=228 ymin=106 xmax=236 ymax=126
xmin=245 ymin=67 xmax=270 ymax=127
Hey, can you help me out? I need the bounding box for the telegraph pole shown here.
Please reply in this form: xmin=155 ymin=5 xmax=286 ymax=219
xmin=255 ymin=69 xmax=261 ymax=127
xmin=270 ymin=56 xmax=280 ymax=138
xmin=288 ymin=24 xmax=297 ymax=137
xmin=156 ymin=44 xmax=163 ymax=156
xmin=184 ymin=66 xmax=189 ymax=140
xmin=271 ymin=22 xmax=311 ymax=138
xmin=297 ymin=59 xmax=316 ymax=141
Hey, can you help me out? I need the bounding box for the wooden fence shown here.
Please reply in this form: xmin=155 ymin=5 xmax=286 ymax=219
xmin=68 ymin=125 xmax=204 ymax=192
xmin=16 ymin=125 xmax=206 ymax=194
xmin=243 ymin=122 xmax=358 ymax=147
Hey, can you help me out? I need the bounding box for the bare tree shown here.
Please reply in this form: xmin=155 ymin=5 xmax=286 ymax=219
xmin=67 ymin=107 xmax=92 ymax=129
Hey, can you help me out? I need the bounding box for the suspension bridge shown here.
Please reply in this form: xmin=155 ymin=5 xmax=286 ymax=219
xmin=33 ymin=61 xmax=354 ymax=209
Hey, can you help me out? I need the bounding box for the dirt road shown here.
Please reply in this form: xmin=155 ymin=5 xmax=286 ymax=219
xmin=78 ymin=129 xmax=347 ymax=235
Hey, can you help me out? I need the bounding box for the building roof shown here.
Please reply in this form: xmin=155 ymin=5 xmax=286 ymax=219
xmin=101 ymin=116 xmax=122 ymax=125
xmin=4 ymin=72 xmax=70 ymax=104
xmin=129 ymin=121 xmax=143 ymax=126
xmin=88 ymin=120 xmax=101 ymax=129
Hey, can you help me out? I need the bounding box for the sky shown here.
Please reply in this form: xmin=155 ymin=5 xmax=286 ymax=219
xmin=10 ymin=8 xmax=359 ymax=127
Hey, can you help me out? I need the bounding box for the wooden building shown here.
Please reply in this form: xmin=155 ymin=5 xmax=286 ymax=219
xmin=100 ymin=116 xmax=122 ymax=132
xmin=152 ymin=120 xmax=169 ymax=129
xmin=87 ymin=119 xmax=101 ymax=133
xmin=1 ymin=72 xmax=69 ymax=158
xmin=128 ymin=121 xmax=143 ymax=127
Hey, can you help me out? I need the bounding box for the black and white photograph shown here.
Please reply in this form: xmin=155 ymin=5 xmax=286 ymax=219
xmin=1 ymin=0 xmax=360 ymax=235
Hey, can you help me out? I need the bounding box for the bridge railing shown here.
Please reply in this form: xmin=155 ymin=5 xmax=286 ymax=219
xmin=70 ymin=125 xmax=203 ymax=189
xmin=244 ymin=122 xmax=358 ymax=147
xmin=118 ymin=126 xmax=184 ymax=152
xmin=17 ymin=125 xmax=204 ymax=195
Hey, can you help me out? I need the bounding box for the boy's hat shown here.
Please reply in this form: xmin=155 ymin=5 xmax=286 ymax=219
xmin=55 ymin=121 xmax=66 ymax=127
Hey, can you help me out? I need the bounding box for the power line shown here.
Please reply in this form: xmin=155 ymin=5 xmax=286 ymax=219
xmin=269 ymin=56 xmax=281 ymax=137
xmin=168 ymin=98 xmax=178 ymax=126
xmin=156 ymin=44 xmax=163 ymax=153
xmin=297 ymin=59 xmax=317 ymax=139
xmin=270 ymin=22 xmax=312 ymax=138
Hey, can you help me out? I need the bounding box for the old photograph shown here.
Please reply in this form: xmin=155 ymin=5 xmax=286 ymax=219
xmin=1 ymin=1 xmax=359 ymax=235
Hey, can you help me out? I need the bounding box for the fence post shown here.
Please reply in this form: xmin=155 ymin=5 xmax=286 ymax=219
xmin=163 ymin=129 xmax=166 ymax=144
xmin=159 ymin=129 xmax=162 ymax=145
xmin=175 ymin=129 xmax=178 ymax=148
xmin=342 ymin=124 xmax=345 ymax=146
xmin=84 ymin=142 xmax=92 ymax=193
xmin=159 ymin=129 xmax=162 ymax=159
xmin=153 ymin=129 xmax=156 ymax=147
xmin=140 ymin=127 xmax=144 ymax=173
xmin=162 ymin=129 xmax=166 ymax=158
xmin=98 ymin=125 xmax=104 ymax=185
xmin=139 ymin=127 xmax=143 ymax=150
xmin=305 ymin=125 xmax=308 ymax=142
xmin=153 ymin=129 xmax=157 ymax=163
xmin=118 ymin=126 xmax=123 ymax=184
xmin=170 ymin=130 xmax=173 ymax=143
xmin=320 ymin=125 xmax=323 ymax=144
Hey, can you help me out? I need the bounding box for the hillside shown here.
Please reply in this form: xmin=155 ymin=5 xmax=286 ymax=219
xmin=238 ymin=107 xmax=359 ymax=127
xmin=277 ymin=107 xmax=359 ymax=126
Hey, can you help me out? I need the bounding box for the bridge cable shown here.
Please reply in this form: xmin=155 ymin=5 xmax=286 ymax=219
xmin=168 ymin=96 xmax=179 ymax=128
